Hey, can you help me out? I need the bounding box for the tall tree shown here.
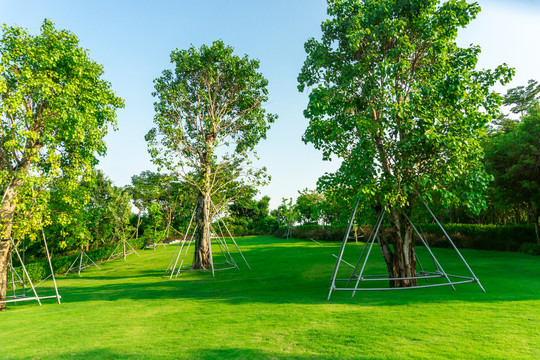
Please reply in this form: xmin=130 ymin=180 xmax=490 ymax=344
xmin=0 ymin=20 xmax=123 ymax=309
xmin=298 ymin=0 xmax=512 ymax=286
xmin=485 ymin=88 xmax=540 ymax=244
xmin=503 ymin=79 xmax=540 ymax=117
xmin=146 ymin=40 xmax=275 ymax=269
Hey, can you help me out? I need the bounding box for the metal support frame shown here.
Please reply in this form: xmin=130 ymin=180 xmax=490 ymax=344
xmin=107 ymin=235 xmax=140 ymax=262
xmin=65 ymin=251 xmax=100 ymax=277
xmin=282 ymin=224 xmax=292 ymax=239
xmin=164 ymin=199 xmax=250 ymax=278
xmin=327 ymin=197 xmax=485 ymax=300
xmin=1 ymin=231 xmax=62 ymax=306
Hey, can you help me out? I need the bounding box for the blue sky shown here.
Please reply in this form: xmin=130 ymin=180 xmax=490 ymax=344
xmin=1 ymin=0 xmax=539 ymax=209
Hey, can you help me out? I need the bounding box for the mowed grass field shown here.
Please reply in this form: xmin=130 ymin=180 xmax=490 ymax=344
xmin=1 ymin=235 xmax=539 ymax=359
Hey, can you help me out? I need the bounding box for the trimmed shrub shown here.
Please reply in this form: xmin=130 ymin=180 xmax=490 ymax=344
xmin=275 ymin=223 xmax=537 ymax=253
xmin=519 ymin=242 xmax=540 ymax=256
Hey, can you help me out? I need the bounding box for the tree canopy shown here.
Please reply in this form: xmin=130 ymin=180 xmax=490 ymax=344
xmin=0 ymin=19 xmax=123 ymax=309
xmin=146 ymin=40 xmax=275 ymax=269
xmin=298 ymin=0 xmax=513 ymax=286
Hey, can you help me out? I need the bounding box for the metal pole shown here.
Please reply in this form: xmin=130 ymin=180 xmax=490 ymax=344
xmin=167 ymin=205 xmax=196 ymax=274
xmin=170 ymin=208 xmax=197 ymax=278
xmin=207 ymin=228 xmax=215 ymax=278
xmin=107 ymin=243 xmax=120 ymax=261
xmin=212 ymin=201 xmax=250 ymax=270
xmin=421 ymin=199 xmax=485 ymax=292
xmin=78 ymin=251 xmax=84 ymax=276
xmin=84 ymin=252 xmax=100 ymax=269
xmin=418 ymin=224 xmax=442 ymax=273
xmin=327 ymin=198 xmax=361 ymax=300
xmin=347 ymin=210 xmax=384 ymax=287
xmin=9 ymin=253 xmax=16 ymax=301
xmin=352 ymin=211 xmax=385 ymax=297
xmin=174 ymin=225 xmax=196 ymax=278
xmin=402 ymin=212 xmax=456 ymax=291
xmin=11 ymin=238 xmax=41 ymax=305
xmin=41 ymin=227 xmax=61 ymax=304
xmin=125 ymin=239 xmax=140 ymax=257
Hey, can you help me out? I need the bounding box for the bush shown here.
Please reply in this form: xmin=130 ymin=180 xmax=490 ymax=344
xmin=519 ymin=242 xmax=540 ymax=256
xmin=274 ymin=223 xmax=537 ymax=253
xmin=274 ymin=224 xmax=347 ymax=242
xmin=417 ymin=223 xmax=536 ymax=252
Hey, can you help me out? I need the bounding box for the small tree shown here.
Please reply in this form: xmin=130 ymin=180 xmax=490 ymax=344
xmin=146 ymin=41 xmax=275 ymax=269
xmin=0 ymin=20 xmax=123 ymax=309
xmin=295 ymin=189 xmax=324 ymax=225
xmin=298 ymin=0 xmax=513 ymax=286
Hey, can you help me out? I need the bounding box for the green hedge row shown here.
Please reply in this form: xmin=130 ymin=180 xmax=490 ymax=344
xmin=11 ymin=235 xmax=151 ymax=287
xmin=417 ymin=223 xmax=537 ymax=252
xmin=274 ymin=223 xmax=538 ymax=253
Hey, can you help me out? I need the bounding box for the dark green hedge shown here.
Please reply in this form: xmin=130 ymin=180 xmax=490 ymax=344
xmin=275 ymin=223 xmax=538 ymax=253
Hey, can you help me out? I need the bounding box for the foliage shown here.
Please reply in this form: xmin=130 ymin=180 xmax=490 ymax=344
xmin=271 ymin=198 xmax=299 ymax=228
xmin=274 ymin=222 xmax=537 ymax=253
xmin=297 ymin=0 xmax=513 ymax=285
xmin=298 ymin=0 xmax=513 ymax=213
xmin=295 ymin=189 xmax=324 ymax=225
xmin=0 ymin=19 xmax=123 ymax=309
xmin=519 ymin=242 xmax=540 ymax=256
xmin=484 ymin=83 xmax=540 ymax=244
xmin=0 ymin=18 xmax=124 ymax=238
xmin=502 ymin=79 xmax=540 ymax=117
xmin=127 ymin=171 xmax=194 ymax=239
xmin=227 ymin=190 xmax=277 ymax=233
xmin=146 ymin=40 xmax=275 ymax=202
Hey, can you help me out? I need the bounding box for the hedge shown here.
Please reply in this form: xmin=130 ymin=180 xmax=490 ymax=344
xmin=11 ymin=234 xmax=151 ymax=287
xmin=274 ymin=223 xmax=538 ymax=253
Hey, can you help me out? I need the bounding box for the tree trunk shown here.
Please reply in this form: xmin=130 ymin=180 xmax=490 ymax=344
xmin=534 ymin=208 xmax=540 ymax=247
xmin=135 ymin=209 xmax=141 ymax=239
xmin=377 ymin=209 xmax=417 ymax=287
xmin=192 ymin=191 xmax=212 ymax=269
xmin=0 ymin=180 xmax=21 ymax=311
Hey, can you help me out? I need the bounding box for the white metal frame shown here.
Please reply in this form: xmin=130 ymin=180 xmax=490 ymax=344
xmin=327 ymin=198 xmax=485 ymax=300
xmin=107 ymin=232 xmax=140 ymax=262
xmin=65 ymin=250 xmax=100 ymax=277
xmin=1 ymin=228 xmax=61 ymax=306
xmin=164 ymin=199 xmax=250 ymax=278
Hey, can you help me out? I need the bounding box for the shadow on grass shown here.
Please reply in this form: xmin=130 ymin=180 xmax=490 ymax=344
xmin=40 ymin=236 xmax=539 ymax=308
xmin=19 ymin=347 xmax=339 ymax=360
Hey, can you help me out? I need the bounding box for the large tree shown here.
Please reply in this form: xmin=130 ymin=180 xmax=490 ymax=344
xmin=146 ymin=40 xmax=275 ymax=269
xmin=485 ymin=88 xmax=540 ymax=245
xmin=0 ymin=20 xmax=123 ymax=310
xmin=298 ymin=0 xmax=512 ymax=286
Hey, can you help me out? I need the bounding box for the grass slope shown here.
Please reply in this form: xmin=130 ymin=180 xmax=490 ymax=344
xmin=0 ymin=236 xmax=539 ymax=359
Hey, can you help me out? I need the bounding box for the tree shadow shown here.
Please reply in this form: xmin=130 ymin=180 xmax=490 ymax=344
xmin=15 ymin=347 xmax=339 ymax=360
xmin=43 ymin=237 xmax=540 ymax=307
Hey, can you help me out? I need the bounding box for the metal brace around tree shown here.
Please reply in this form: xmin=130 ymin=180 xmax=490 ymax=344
xmin=327 ymin=197 xmax=485 ymax=300
xmin=1 ymin=230 xmax=61 ymax=307
xmin=164 ymin=199 xmax=250 ymax=279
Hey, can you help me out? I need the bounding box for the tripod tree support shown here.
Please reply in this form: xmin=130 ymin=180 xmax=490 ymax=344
xmin=327 ymin=197 xmax=485 ymax=300
xmin=65 ymin=251 xmax=100 ymax=277
xmin=1 ymin=229 xmax=61 ymax=307
xmin=107 ymin=230 xmax=140 ymax=262
xmin=165 ymin=199 xmax=250 ymax=279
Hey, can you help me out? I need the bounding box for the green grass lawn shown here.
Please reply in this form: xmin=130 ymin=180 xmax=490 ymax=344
xmin=1 ymin=236 xmax=539 ymax=359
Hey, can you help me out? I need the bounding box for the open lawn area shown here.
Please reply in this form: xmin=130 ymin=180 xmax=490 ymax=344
xmin=1 ymin=236 xmax=539 ymax=359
